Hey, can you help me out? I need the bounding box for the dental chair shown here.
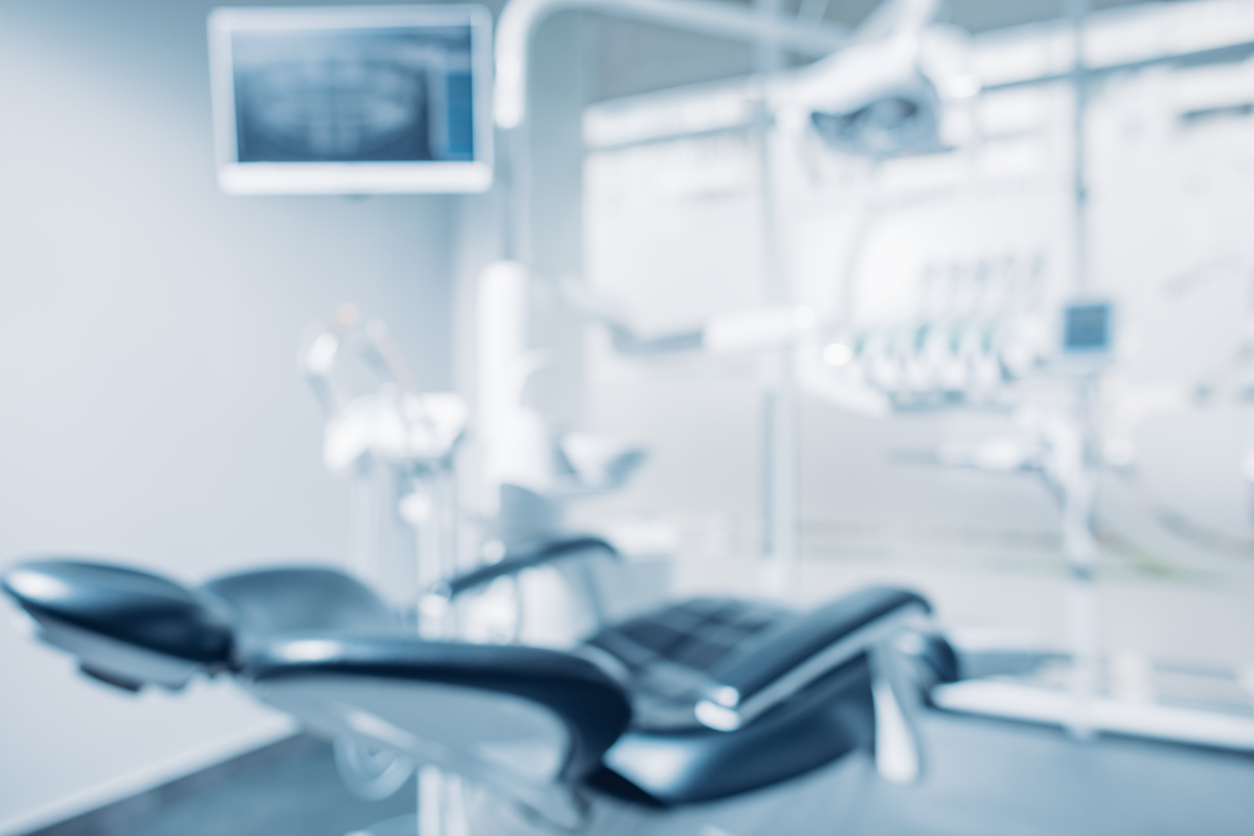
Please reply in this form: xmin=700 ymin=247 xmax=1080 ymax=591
xmin=3 ymin=543 xmax=959 ymax=836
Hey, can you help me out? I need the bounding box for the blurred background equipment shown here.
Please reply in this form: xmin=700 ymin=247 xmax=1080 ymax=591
xmin=301 ymin=302 xmax=468 ymax=626
xmin=4 ymin=0 xmax=1254 ymax=835
xmin=580 ymin=0 xmax=1254 ymax=758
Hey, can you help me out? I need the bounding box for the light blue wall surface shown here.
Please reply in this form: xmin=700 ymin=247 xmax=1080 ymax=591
xmin=0 ymin=0 xmax=457 ymax=829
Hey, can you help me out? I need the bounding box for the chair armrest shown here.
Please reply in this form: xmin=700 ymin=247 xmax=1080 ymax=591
xmin=431 ymin=536 xmax=618 ymax=601
xmin=693 ymin=586 xmax=933 ymax=785
xmin=700 ymin=587 xmax=930 ymax=715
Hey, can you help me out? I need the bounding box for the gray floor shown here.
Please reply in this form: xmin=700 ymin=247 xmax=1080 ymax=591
xmin=25 ymin=736 xmax=416 ymax=836
xmin=26 ymin=712 xmax=1254 ymax=836
xmin=850 ymin=713 xmax=1254 ymax=836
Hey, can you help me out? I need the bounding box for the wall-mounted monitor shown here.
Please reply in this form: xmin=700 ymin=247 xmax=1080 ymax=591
xmin=208 ymin=4 xmax=493 ymax=195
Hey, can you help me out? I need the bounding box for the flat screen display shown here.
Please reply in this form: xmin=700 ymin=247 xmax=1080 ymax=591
xmin=209 ymin=5 xmax=492 ymax=194
xmin=1063 ymin=302 xmax=1112 ymax=353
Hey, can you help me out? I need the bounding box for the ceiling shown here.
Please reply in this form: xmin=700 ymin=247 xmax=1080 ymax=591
xmin=590 ymin=0 xmax=1177 ymax=101
xmin=823 ymin=0 xmax=1159 ymax=33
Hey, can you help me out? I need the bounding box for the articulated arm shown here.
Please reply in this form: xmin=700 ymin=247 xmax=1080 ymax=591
xmin=433 ymin=536 xmax=618 ymax=601
xmin=420 ymin=536 xmax=619 ymax=632
xmin=693 ymin=586 xmax=937 ymax=784
xmin=494 ymin=0 xmax=847 ymax=130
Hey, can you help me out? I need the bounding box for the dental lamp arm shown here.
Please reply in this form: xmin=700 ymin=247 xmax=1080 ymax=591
xmin=602 ymin=311 xmax=813 ymax=356
xmin=568 ymin=291 xmax=813 ymax=357
xmin=606 ymin=323 xmax=706 ymax=356
xmin=559 ymin=279 xmax=703 ymax=355
xmin=588 ymin=310 xmax=811 ymax=357
xmin=562 ymin=272 xmax=817 ymax=356
xmin=693 ymin=587 xmax=943 ymax=784
xmin=494 ymin=0 xmax=847 ymax=130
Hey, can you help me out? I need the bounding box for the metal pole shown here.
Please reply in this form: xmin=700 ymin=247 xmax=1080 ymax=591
xmin=752 ymin=0 xmax=798 ymax=599
xmin=1065 ymin=0 xmax=1100 ymax=741
xmin=1070 ymin=0 xmax=1090 ymax=295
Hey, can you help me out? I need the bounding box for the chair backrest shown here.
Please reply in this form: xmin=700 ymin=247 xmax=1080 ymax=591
xmin=201 ymin=566 xmax=399 ymax=641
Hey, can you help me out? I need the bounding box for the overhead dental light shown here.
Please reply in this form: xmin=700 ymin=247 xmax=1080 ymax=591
xmin=800 ymin=32 xmax=942 ymax=158
xmin=791 ymin=0 xmax=969 ymax=158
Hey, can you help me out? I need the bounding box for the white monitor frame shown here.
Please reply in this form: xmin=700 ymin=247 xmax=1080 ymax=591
xmin=208 ymin=4 xmax=493 ymax=195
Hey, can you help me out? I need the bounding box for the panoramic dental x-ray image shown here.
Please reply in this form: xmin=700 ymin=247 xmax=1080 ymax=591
xmin=2 ymin=1 xmax=1253 ymax=835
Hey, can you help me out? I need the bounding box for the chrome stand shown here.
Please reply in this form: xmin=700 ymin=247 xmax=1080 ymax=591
xmin=348 ymin=768 xmax=469 ymax=836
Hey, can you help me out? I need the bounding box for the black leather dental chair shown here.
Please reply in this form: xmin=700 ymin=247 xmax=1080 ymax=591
xmin=2 ymin=544 xmax=959 ymax=835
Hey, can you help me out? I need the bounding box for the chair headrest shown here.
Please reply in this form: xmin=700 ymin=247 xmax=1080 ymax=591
xmin=2 ymin=559 xmax=233 ymax=665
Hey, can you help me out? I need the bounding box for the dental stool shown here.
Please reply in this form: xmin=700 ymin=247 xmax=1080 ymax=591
xmin=3 ymin=548 xmax=958 ymax=836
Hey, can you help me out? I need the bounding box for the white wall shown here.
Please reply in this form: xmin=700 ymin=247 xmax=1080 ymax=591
xmin=0 ymin=0 xmax=458 ymax=831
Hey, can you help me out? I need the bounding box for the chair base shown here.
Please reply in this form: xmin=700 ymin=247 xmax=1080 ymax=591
xmin=347 ymin=766 xmax=472 ymax=836
xmin=347 ymin=749 xmax=877 ymax=836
